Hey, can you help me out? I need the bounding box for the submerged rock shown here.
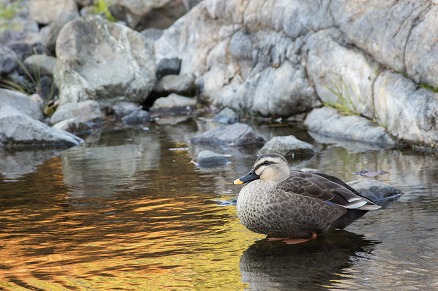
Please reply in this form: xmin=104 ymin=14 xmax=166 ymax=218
xmin=258 ymin=135 xmax=316 ymax=157
xmin=0 ymin=106 xmax=83 ymax=148
xmin=194 ymin=150 xmax=231 ymax=168
xmin=122 ymin=110 xmax=150 ymax=125
xmin=353 ymin=170 xmax=388 ymax=177
xmin=191 ymin=123 xmax=264 ymax=147
xmin=348 ymin=179 xmax=402 ymax=208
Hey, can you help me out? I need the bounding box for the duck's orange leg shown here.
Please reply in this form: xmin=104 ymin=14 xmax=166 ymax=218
xmin=268 ymin=233 xmax=317 ymax=245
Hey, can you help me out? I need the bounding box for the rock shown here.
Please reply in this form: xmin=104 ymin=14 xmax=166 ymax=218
xmin=29 ymin=0 xmax=78 ymax=25
xmin=405 ymin=5 xmax=438 ymax=86
xmin=50 ymin=100 xmax=102 ymax=125
xmin=151 ymin=93 xmax=196 ymax=112
xmin=0 ymin=1 xmax=39 ymax=34
xmin=0 ymin=89 xmax=43 ymax=120
xmin=307 ymin=29 xmax=379 ymax=119
xmin=191 ymin=123 xmax=265 ymax=146
xmin=36 ymin=76 xmax=58 ymax=102
xmin=0 ymin=46 xmax=18 ymax=74
xmin=108 ymin=0 xmax=201 ymax=30
xmin=373 ymin=71 xmax=438 ymax=149
xmin=43 ymin=12 xmax=79 ymax=55
xmin=194 ymin=150 xmax=231 ymax=168
xmin=112 ymin=102 xmax=142 ymax=118
xmin=348 ymin=179 xmax=402 ymax=208
xmin=141 ymin=28 xmax=164 ymax=43
xmin=0 ymin=106 xmax=83 ymax=148
xmin=153 ymin=73 xmax=195 ymax=95
xmin=23 ymin=54 xmax=57 ymax=76
xmin=122 ymin=110 xmax=151 ymax=125
xmin=75 ymin=0 xmax=94 ymax=7
xmin=156 ymin=58 xmax=181 ymax=79
xmin=4 ymin=32 xmax=45 ymax=61
xmin=258 ymin=135 xmax=316 ymax=157
xmin=52 ymin=117 xmax=92 ymax=135
xmin=305 ymin=107 xmax=398 ymax=147
xmin=55 ymin=16 xmax=156 ymax=106
xmin=214 ymin=107 xmax=239 ymax=124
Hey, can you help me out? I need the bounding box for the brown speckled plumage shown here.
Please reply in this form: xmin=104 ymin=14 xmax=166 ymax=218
xmin=235 ymin=154 xmax=380 ymax=238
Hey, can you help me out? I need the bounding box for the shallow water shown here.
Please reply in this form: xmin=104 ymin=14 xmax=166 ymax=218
xmin=1 ymin=118 xmax=437 ymax=290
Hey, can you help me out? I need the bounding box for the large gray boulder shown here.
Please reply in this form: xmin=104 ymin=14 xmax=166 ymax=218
xmin=305 ymin=107 xmax=398 ymax=147
xmin=29 ymin=0 xmax=78 ymax=25
xmin=109 ymin=0 xmax=202 ymax=30
xmin=0 ymin=106 xmax=83 ymax=148
xmin=374 ymin=71 xmax=438 ymax=148
xmin=55 ymin=16 xmax=156 ymax=106
xmin=0 ymin=89 xmax=43 ymax=120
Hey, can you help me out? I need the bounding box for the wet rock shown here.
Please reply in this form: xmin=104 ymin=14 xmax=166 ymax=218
xmin=153 ymin=73 xmax=195 ymax=96
xmin=373 ymin=71 xmax=438 ymax=149
xmin=29 ymin=0 xmax=78 ymax=25
xmin=0 ymin=89 xmax=43 ymax=121
xmin=258 ymin=135 xmax=316 ymax=157
xmin=194 ymin=150 xmax=231 ymax=168
xmin=50 ymin=100 xmax=102 ymax=125
xmin=0 ymin=106 xmax=83 ymax=148
xmin=122 ymin=110 xmax=151 ymax=125
xmin=214 ymin=107 xmax=239 ymax=124
xmin=108 ymin=0 xmax=201 ymax=30
xmin=23 ymin=54 xmax=57 ymax=76
xmin=156 ymin=58 xmax=181 ymax=79
xmin=348 ymin=179 xmax=402 ymax=208
xmin=0 ymin=46 xmax=18 ymax=74
xmin=151 ymin=93 xmax=196 ymax=113
xmin=43 ymin=12 xmax=79 ymax=55
xmin=52 ymin=118 xmax=92 ymax=135
xmin=112 ymin=102 xmax=142 ymax=118
xmin=305 ymin=107 xmax=398 ymax=147
xmin=191 ymin=123 xmax=265 ymax=147
xmin=55 ymin=16 xmax=156 ymax=106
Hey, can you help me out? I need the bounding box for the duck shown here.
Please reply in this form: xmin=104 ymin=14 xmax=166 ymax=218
xmin=233 ymin=153 xmax=380 ymax=244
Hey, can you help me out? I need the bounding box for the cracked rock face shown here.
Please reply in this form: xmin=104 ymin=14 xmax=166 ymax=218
xmin=155 ymin=0 xmax=438 ymax=148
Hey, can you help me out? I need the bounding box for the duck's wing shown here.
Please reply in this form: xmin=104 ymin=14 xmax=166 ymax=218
xmin=277 ymin=171 xmax=380 ymax=210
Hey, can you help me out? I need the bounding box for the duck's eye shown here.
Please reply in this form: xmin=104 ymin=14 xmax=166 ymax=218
xmin=263 ymin=161 xmax=270 ymax=165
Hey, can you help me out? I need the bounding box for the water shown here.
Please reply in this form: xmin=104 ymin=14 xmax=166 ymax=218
xmin=1 ymin=118 xmax=437 ymax=290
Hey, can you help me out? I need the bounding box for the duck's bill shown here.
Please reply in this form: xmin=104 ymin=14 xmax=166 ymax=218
xmin=233 ymin=171 xmax=260 ymax=185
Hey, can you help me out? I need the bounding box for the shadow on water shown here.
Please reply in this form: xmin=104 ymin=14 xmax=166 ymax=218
xmin=240 ymin=230 xmax=379 ymax=290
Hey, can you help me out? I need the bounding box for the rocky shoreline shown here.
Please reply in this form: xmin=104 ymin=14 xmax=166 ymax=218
xmin=0 ymin=0 xmax=437 ymax=152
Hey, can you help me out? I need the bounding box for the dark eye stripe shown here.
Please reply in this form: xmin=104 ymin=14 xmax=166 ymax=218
xmin=254 ymin=160 xmax=275 ymax=172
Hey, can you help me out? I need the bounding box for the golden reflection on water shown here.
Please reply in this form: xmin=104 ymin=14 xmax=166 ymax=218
xmin=1 ymin=124 xmax=438 ymax=290
xmin=0 ymin=151 xmax=262 ymax=290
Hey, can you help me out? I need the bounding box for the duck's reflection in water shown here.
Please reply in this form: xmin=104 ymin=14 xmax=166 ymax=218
xmin=240 ymin=230 xmax=379 ymax=290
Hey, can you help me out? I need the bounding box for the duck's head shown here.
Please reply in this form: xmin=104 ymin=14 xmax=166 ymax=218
xmin=233 ymin=154 xmax=290 ymax=185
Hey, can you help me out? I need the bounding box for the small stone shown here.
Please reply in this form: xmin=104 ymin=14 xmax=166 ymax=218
xmin=151 ymin=93 xmax=196 ymax=113
xmin=214 ymin=107 xmax=239 ymax=124
xmin=23 ymin=54 xmax=57 ymax=76
xmin=191 ymin=123 xmax=265 ymax=147
xmin=50 ymin=100 xmax=102 ymax=125
xmin=112 ymin=102 xmax=141 ymax=118
xmin=258 ymin=135 xmax=316 ymax=156
xmin=194 ymin=150 xmax=231 ymax=168
xmin=348 ymin=179 xmax=402 ymax=208
xmin=122 ymin=110 xmax=150 ymax=125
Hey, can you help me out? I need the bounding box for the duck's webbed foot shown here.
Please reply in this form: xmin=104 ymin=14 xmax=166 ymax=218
xmin=268 ymin=232 xmax=317 ymax=245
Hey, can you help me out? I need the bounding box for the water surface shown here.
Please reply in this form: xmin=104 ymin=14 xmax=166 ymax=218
xmin=1 ymin=118 xmax=437 ymax=290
